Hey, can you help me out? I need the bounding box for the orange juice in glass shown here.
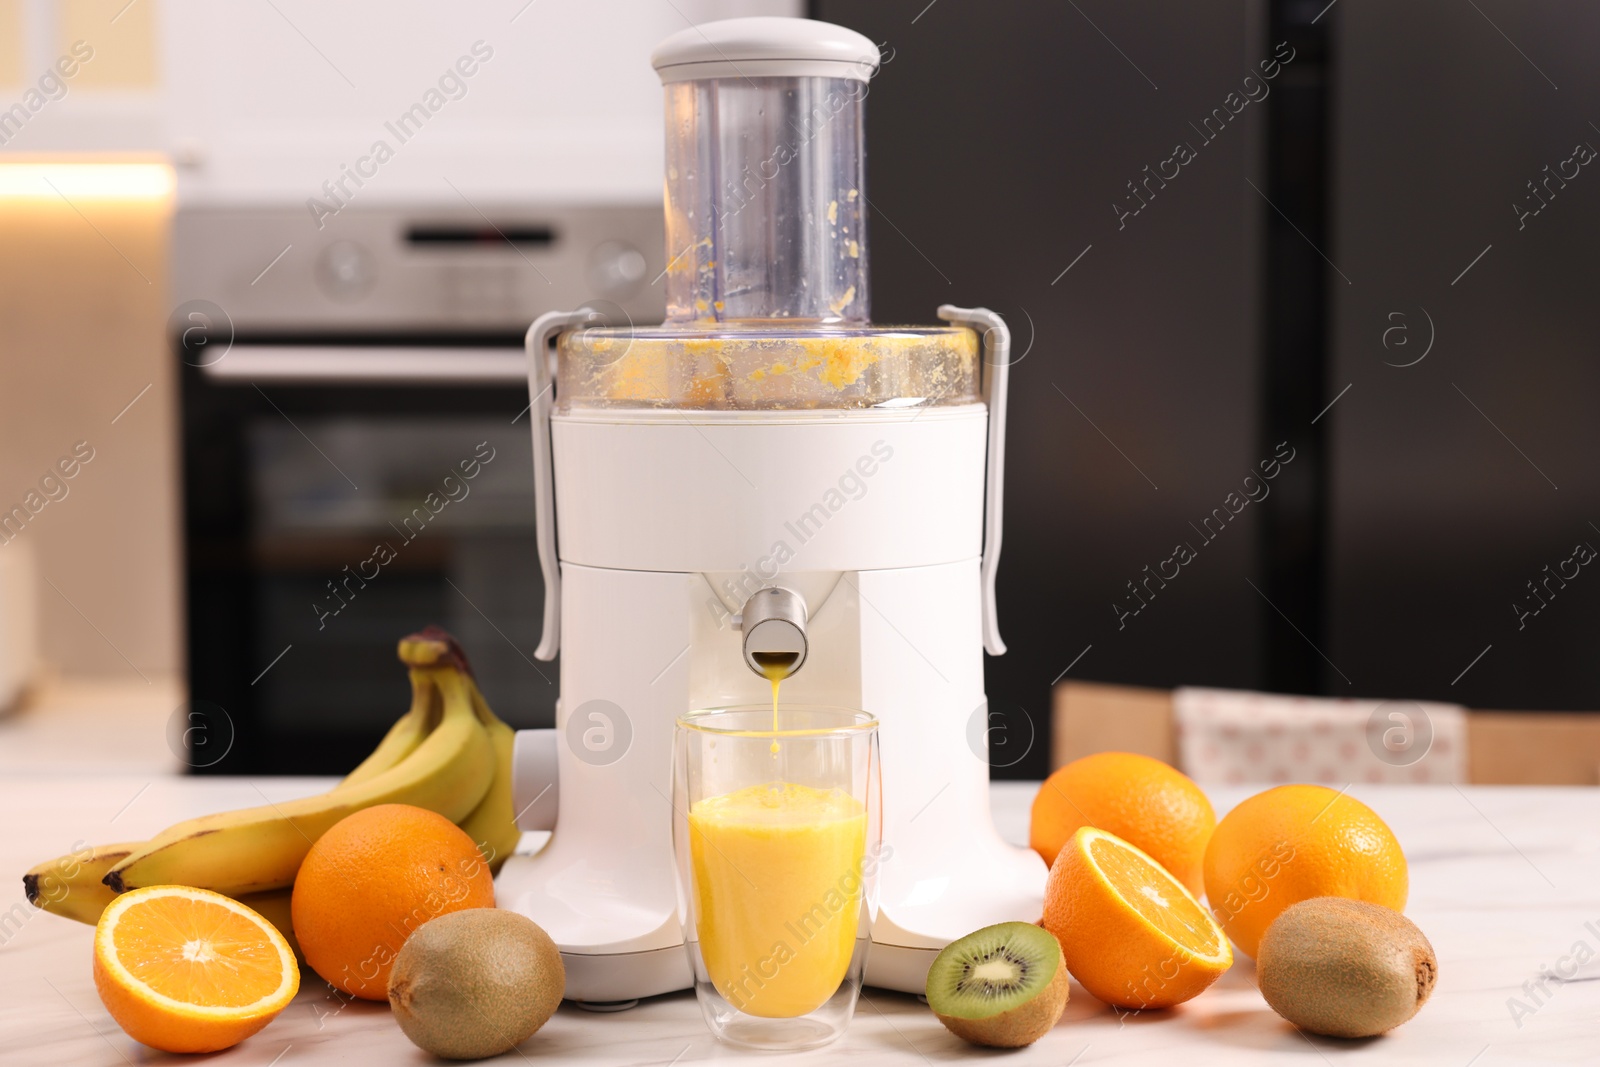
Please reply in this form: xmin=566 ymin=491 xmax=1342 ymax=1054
xmin=674 ymin=706 xmax=881 ymax=1050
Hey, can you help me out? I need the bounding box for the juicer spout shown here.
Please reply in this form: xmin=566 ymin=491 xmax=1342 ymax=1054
xmin=738 ymin=587 xmax=808 ymax=680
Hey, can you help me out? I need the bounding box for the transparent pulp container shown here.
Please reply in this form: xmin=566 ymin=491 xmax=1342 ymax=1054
xmin=673 ymin=706 xmax=882 ymax=1050
xmin=556 ymin=20 xmax=982 ymax=412
xmin=556 ymin=323 xmax=979 ymax=411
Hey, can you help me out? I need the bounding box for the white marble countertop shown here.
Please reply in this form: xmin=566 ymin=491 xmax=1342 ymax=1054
xmin=1 ymin=776 xmax=1596 ymax=1065
xmin=0 ymin=676 xmax=183 ymax=777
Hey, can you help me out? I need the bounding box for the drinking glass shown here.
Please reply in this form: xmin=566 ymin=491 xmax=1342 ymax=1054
xmin=672 ymin=705 xmax=881 ymax=1050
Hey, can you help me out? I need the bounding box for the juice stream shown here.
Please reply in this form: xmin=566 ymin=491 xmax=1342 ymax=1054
xmin=770 ymin=673 xmax=780 ymax=754
xmin=751 ymin=653 xmax=796 ymax=755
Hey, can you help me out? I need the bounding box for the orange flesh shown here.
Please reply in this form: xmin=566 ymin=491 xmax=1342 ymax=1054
xmin=112 ymin=895 xmax=287 ymax=1007
xmin=1088 ymin=835 xmax=1224 ymax=958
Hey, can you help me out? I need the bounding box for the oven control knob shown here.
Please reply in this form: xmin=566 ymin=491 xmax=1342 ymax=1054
xmin=316 ymin=240 xmax=376 ymax=302
xmin=588 ymin=240 xmax=648 ymax=299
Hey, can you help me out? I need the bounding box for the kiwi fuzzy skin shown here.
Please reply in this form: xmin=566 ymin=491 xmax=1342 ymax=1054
xmin=388 ymin=910 xmax=565 ymax=1060
xmin=1257 ymin=897 xmax=1436 ymax=1039
xmin=931 ymin=932 xmax=1070 ymax=1048
xmin=936 ymin=961 xmax=1068 ymax=1048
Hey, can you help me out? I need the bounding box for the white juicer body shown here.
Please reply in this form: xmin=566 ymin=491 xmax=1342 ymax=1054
xmin=496 ymin=309 xmax=1047 ymax=1003
xmin=498 ymin=15 xmax=1044 ymax=1005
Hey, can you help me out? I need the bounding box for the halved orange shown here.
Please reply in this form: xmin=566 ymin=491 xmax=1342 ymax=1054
xmin=1042 ymin=826 xmax=1231 ymax=1010
xmin=93 ymin=885 xmax=299 ymax=1053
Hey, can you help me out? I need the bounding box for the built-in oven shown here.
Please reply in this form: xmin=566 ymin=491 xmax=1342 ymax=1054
xmin=174 ymin=204 xmax=663 ymax=774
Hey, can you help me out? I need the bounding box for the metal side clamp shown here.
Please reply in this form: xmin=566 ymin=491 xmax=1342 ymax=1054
xmin=938 ymin=305 xmax=1010 ymax=656
xmin=524 ymin=308 xmax=601 ymax=661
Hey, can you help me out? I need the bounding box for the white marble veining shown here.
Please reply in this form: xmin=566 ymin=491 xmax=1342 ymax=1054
xmin=1 ymin=777 xmax=1596 ymax=1065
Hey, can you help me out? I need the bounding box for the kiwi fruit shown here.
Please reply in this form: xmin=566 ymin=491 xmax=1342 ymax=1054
xmin=925 ymin=922 xmax=1069 ymax=1048
xmin=1257 ymin=897 xmax=1436 ymax=1039
xmin=388 ymin=909 xmax=565 ymax=1060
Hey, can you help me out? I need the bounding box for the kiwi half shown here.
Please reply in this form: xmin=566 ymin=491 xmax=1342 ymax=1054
xmin=926 ymin=921 xmax=1069 ymax=1048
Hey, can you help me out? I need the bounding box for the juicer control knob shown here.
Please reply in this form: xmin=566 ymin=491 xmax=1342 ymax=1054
xmin=511 ymin=728 xmax=559 ymax=832
xmin=739 ymin=587 xmax=808 ymax=680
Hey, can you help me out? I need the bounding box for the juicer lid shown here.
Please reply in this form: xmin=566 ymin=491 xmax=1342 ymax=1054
xmin=651 ymin=17 xmax=880 ymax=84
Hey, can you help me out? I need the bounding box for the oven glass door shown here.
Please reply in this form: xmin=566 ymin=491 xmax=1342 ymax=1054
xmin=182 ymin=341 xmax=555 ymax=774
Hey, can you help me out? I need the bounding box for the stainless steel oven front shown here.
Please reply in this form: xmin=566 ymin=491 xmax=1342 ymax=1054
xmin=174 ymin=204 xmax=663 ymax=774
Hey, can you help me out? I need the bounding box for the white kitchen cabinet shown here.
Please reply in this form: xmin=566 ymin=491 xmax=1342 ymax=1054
xmin=160 ymin=0 xmax=799 ymax=205
xmin=0 ymin=0 xmax=163 ymax=152
xmin=1 ymin=0 xmax=802 ymax=179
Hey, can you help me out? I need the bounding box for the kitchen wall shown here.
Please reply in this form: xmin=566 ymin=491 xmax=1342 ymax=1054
xmin=1326 ymin=1 xmax=1600 ymax=712
xmin=818 ymin=0 xmax=1600 ymax=768
xmin=0 ymin=174 xmax=179 ymax=680
xmin=1 ymin=0 xmax=178 ymax=680
xmin=818 ymin=0 xmax=1270 ymax=779
xmin=3 ymin=0 xmax=796 ymax=691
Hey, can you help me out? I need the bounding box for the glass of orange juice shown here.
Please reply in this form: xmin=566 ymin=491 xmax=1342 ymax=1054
xmin=672 ymin=705 xmax=882 ymax=1050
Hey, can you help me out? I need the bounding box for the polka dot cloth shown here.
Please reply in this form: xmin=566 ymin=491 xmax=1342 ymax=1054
xmin=1173 ymin=687 xmax=1468 ymax=785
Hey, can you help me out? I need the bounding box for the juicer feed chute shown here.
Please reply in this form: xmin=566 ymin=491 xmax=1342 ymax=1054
xmin=655 ymin=16 xmax=876 ymax=325
xmin=557 ymin=16 xmax=978 ymax=414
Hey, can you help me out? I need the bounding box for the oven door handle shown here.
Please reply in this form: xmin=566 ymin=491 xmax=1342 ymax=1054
xmin=199 ymin=346 xmax=530 ymax=384
xmin=525 ymin=309 xmax=599 ymax=662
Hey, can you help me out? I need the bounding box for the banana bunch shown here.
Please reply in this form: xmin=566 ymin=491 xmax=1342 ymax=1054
xmin=22 ymin=627 xmax=524 ymax=948
xmin=24 ymin=843 xmax=299 ymax=955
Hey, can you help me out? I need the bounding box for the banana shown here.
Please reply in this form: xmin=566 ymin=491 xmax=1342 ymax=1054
xmin=457 ymin=685 xmax=522 ymax=875
xmin=106 ymin=642 xmax=494 ymax=896
xmin=23 ymin=842 xmax=138 ymax=925
xmin=27 ymin=629 xmax=509 ymax=964
xmin=22 ymin=844 xmax=298 ymax=959
xmin=335 ymin=628 xmax=481 ymax=791
xmin=334 ymin=686 xmax=433 ymax=792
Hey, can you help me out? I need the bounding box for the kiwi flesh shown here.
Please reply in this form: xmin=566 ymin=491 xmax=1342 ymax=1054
xmin=926 ymin=921 xmax=1069 ymax=1048
xmin=388 ymin=909 xmax=565 ymax=1060
xmin=1257 ymin=897 xmax=1436 ymax=1039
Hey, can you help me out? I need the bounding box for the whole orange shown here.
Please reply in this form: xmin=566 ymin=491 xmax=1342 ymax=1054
xmin=1202 ymin=784 xmax=1407 ymax=959
xmin=292 ymin=803 xmax=495 ymax=999
xmin=1030 ymin=752 xmax=1215 ymax=897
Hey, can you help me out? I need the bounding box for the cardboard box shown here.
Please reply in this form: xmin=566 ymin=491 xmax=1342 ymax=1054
xmin=1053 ymin=681 xmax=1600 ymax=785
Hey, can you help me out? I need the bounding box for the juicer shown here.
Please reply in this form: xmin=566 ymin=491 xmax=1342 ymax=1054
xmin=497 ymin=16 xmax=1046 ymax=1003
